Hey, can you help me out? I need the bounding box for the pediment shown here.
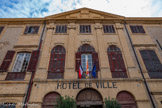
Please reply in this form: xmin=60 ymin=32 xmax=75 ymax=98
xmin=46 ymin=8 xmax=124 ymax=20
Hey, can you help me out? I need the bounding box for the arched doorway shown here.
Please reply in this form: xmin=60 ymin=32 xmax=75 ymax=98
xmin=42 ymin=92 xmax=61 ymax=108
xmin=76 ymin=88 xmax=103 ymax=108
xmin=117 ymin=91 xmax=137 ymax=108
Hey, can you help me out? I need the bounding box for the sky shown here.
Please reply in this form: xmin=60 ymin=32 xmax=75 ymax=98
xmin=0 ymin=0 xmax=162 ymax=18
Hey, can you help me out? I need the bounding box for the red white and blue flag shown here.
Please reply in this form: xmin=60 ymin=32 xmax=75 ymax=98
xmin=79 ymin=65 xmax=83 ymax=79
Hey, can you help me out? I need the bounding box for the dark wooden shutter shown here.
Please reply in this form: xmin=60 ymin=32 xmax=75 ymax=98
xmin=27 ymin=50 xmax=40 ymax=72
xmin=34 ymin=26 xmax=39 ymax=34
xmin=140 ymin=50 xmax=162 ymax=72
xmin=24 ymin=26 xmax=29 ymax=34
xmin=92 ymin=52 xmax=100 ymax=71
xmin=0 ymin=50 xmax=15 ymax=72
xmin=75 ymin=52 xmax=81 ymax=71
xmin=0 ymin=26 xmax=4 ymax=34
xmin=140 ymin=50 xmax=154 ymax=72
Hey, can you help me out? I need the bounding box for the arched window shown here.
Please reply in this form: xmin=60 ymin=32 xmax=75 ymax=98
xmin=48 ymin=45 xmax=66 ymax=79
xmin=42 ymin=92 xmax=61 ymax=108
xmin=107 ymin=45 xmax=127 ymax=78
xmin=76 ymin=88 xmax=103 ymax=107
xmin=76 ymin=44 xmax=99 ymax=79
xmin=117 ymin=91 xmax=137 ymax=108
xmin=140 ymin=50 xmax=162 ymax=78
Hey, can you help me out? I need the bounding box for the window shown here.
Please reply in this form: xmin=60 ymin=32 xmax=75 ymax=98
xmin=55 ymin=25 xmax=67 ymax=33
xmin=117 ymin=91 xmax=137 ymax=108
xmin=12 ymin=53 xmax=31 ymax=72
xmin=42 ymin=92 xmax=61 ymax=108
xmin=0 ymin=103 xmax=16 ymax=108
xmin=103 ymin=25 xmax=115 ymax=33
xmin=80 ymin=25 xmax=91 ymax=33
xmin=140 ymin=50 xmax=162 ymax=78
xmin=48 ymin=45 xmax=66 ymax=79
xmin=0 ymin=26 xmax=4 ymax=34
xmin=76 ymin=44 xmax=100 ymax=79
xmin=130 ymin=25 xmax=145 ymax=33
xmin=107 ymin=45 xmax=128 ymax=78
xmin=24 ymin=26 xmax=39 ymax=34
xmin=81 ymin=54 xmax=93 ymax=72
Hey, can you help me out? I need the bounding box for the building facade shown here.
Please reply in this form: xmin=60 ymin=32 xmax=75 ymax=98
xmin=0 ymin=8 xmax=162 ymax=108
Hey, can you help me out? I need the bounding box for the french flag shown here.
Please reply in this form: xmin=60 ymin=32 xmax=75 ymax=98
xmin=79 ymin=65 xmax=83 ymax=79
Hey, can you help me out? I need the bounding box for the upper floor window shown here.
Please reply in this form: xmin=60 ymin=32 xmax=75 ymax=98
xmin=107 ymin=45 xmax=128 ymax=78
xmin=76 ymin=44 xmax=99 ymax=79
xmin=140 ymin=50 xmax=162 ymax=78
xmin=0 ymin=26 xmax=4 ymax=34
xmin=24 ymin=26 xmax=39 ymax=34
xmin=12 ymin=52 xmax=31 ymax=72
xmin=80 ymin=25 xmax=91 ymax=33
xmin=0 ymin=103 xmax=16 ymax=108
xmin=48 ymin=45 xmax=66 ymax=79
xmin=55 ymin=25 xmax=67 ymax=33
xmin=103 ymin=25 xmax=115 ymax=33
xmin=130 ymin=25 xmax=145 ymax=33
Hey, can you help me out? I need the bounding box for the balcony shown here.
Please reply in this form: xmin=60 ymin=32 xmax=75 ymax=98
xmin=47 ymin=72 xmax=64 ymax=79
xmin=5 ymin=72 xmax=26 ymax=80
xmin=148 ymin=72 xmax=162 ymax=79
xmin=112 ymin=72 xmax=128 ymax=78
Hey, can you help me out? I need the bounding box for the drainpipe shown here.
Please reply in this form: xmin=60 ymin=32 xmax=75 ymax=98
xmin=23 ymin=20 xmax=46 ymax=108
xmin=123 ymin=22 xmax=156 ymax=108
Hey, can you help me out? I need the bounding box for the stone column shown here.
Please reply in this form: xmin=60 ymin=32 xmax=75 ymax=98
xmin=95 ymin=22 xmax=111 ymax=79
xmin=64 ymin=22 xmax=77 ymax=79
xmin=115 ymin=23 xmax=140 ymax=78
xmin=35 ymin=25 xmax=54 ymax=80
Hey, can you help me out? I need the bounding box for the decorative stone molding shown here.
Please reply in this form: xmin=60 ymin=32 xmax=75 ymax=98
xmin=107 ymin=42 xmax=117 ymax=45
xmin=94 ymin=25 xmax=102 ymax=29
xmin=54 ymin=42 xmax=64 ymax=45
xmin=0 ymin=41 xmax=10 ymax=50
xmin=115 ymin=23 xmax=124 ymax=29
xmin=81 ymin=39 xmax=91 ymax=44
xmin=68 ymin=25 xmax=76 ymax=29
xmin=133 ymin=44 xmax=157 ymax=47
xmin=47 ymin=25 xmax=54 ymax=30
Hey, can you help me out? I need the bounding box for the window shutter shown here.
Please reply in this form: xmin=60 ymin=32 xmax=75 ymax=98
xmin=27 ymin=50 xmax=40 ymax=72
xmin=140 ymin=50 xmax=154 ymax=72
xmin=75 ymin=52 xmax=81 ymax=71
xmin=92 ymin=52 xmax=100 ymax=71
xmin=34 ymin=26 xmax=39 ymax=34
xmin=24 ymin=26 xmax=29 ymax=34
xmin=0 ymin=26 xmax=4 ymax=34
xmin=118 ymin=52 xmax=126 ymax=72
xmin=0 ymin=50 xmax=15 ymax=72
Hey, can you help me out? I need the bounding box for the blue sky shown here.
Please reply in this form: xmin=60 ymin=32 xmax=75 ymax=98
xmin=0 ymin=0 xmax=162 ymax=18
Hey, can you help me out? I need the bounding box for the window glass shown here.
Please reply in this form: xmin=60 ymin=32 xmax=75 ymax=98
xmin=81 ymin=54 xmax=93 ymax=72
xmin=130 ymin=25 xmax=145 ymax=33
xmin=55 ymin=25 xmax=67 ymax=33
xmin=12 ymin=53 xmax=31 ymax=72
xmin=103 ymin=25 xmax=115 ymax=33
xmin=80 ymin=25 xmax=91 ymax=33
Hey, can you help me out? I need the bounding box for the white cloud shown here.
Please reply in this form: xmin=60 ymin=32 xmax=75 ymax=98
xmin=0 ymin=0 xmax=161 ymax=18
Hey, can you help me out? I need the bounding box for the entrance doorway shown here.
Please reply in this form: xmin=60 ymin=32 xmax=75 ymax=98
xmin=76 ymin=88 xmax=103 ymax=108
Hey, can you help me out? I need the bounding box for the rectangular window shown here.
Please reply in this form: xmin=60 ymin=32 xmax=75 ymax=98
xmin=80 ymin=25 xmax=91 ymax=33
xmin=103 ymin=25 xmax=115 ymax=33
xmin=0 ymin=103 xmax=16 ymax=108
xmin=0 ymin=26 xmax=4 ymax=34
xmin=12 ymin=53 xmax=31 ymax=72
xmin=55 ymin=25 xmax=67 ymax=33
xmin=130 ymin=25 xmax=145 ymax=33
xmin=140 ymin=50 xmax=162 ymax=78
xmin=24 ymin=26 xmax=39 ymax=34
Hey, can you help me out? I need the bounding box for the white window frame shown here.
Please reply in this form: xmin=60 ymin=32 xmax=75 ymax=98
xmin=12 ymin=53 xmax=31 ymax=72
